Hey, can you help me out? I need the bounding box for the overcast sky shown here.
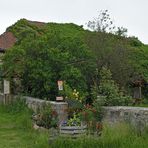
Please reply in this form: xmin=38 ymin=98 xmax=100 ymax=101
xmin=0 ymin=0 xmax=148 ymax=44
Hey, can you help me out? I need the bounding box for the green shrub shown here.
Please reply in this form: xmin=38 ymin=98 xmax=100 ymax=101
xmin=92 ymin=66 xmax=132 ymax=106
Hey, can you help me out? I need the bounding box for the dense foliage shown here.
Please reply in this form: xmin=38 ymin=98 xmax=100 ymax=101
xmin=2 ymin=19 xmax=148 ymax=101
xmin=3 ymin=19 xmax=94 ymax=99
xmin=98 ymin=67 xmax=131 ymax=106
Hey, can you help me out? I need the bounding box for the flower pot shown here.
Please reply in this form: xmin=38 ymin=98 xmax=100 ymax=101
xmin=59 ymin=125 xmax=87 ymax=137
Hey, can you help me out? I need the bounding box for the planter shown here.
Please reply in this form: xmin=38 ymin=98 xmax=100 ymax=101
xmin=59 ymin=125 xmax=87 ymax=137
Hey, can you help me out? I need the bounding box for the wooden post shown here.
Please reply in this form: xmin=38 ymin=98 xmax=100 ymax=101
xmin=139 ymin=86 xmax=142 ymax=99
xmin=3 ymin=94 xmax=6 ymax=105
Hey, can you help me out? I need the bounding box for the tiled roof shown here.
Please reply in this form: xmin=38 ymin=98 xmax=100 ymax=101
xmin=28 ymin=20 xmax=46 ymax=27
xmin=0 ymin=20 xmax=45 ymax=51
xmin=0 ymin=32 xmax=17 ymax=50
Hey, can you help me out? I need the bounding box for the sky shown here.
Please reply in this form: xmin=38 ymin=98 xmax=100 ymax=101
xmin=0 ymin=0 xmax=148 ymax=44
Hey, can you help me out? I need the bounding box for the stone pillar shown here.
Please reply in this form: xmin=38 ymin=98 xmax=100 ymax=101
xmin=25 ymin=96 xmax=68 ymax=125
xmin=50 ymin=101 xmax=68 ymax=125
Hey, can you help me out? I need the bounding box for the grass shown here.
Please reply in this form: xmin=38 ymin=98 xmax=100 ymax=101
xmin=0 ymin=99 xmax=148 ymax=148
xmin=0 ymin=114 xmax=49 ymax=148
xmin=0 ymin=100 xmax=49 ymax=148
xmin=50 ymin=123 xmax=148 ymax=148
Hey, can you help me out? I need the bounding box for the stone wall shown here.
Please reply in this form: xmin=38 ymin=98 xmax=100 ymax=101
xmin=103 ymin=106 xmax=148 ymax=130
xmin=24 ymin=96 xmax=68 ymax=125
xmin=1 ymin=95 xmax=148 ymax=129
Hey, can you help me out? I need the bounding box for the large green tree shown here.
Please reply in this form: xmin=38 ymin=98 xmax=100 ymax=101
xmin=2 ymin=18 xmax=148 ymax=101
xmin=3 ymin=20 xmax=93 ymax=99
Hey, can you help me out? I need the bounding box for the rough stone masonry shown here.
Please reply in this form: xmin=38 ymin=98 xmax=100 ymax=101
xmin=24 ymin=96 xmax=68 ymax=125
xmin=24 ymin=96 xmax=148 ymax=129
xmin=103 ymin=106 xmax=148 ymax=130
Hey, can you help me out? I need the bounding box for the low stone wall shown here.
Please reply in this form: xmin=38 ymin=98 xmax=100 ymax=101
xmin=103 ymin=106 xmax=148 ymax=130
xmin=2 ymin=95 xmax=148 ymax=129
xmin=24 ymin=96 xmax=68 ymax=125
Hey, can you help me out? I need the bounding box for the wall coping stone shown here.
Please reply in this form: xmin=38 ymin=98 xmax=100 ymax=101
xmin=103 ymin=106 xmax=148 ymax=111
xmin=24 ymin=96 xmax=68 ymax=105
xmin=23 ymin=96 xmax=68 ymax=124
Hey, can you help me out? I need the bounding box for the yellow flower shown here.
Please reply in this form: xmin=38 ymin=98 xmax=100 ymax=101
xmin=75 ymin=94 xmax=78 ymax=97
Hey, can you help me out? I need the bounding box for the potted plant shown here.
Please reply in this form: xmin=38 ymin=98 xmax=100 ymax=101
xmin=59 ymin=112 xmax=87 ymax=137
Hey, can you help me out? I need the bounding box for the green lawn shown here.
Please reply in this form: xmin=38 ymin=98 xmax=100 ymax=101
xmin=0 ymin=106 xmax=49 ymax=148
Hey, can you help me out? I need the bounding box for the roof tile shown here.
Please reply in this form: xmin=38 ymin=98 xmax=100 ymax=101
xmin=0 ymin=32 xmax=16 ymax=50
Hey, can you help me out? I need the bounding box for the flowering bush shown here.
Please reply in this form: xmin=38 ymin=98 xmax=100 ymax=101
xmin=60 ymin=82 xmax=86 ymax=102
xmin=81 ymin=103 xmax=103 ymax=134
xmin=72 ymin=89 xmax=83 ymax=103
xmin=33 ymin=103 xmax=58 ymax=129
xmin=81 ymin=104 xmax=97 ymax=122
xmin=60 ymin=83 xmax=85 ymax=118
